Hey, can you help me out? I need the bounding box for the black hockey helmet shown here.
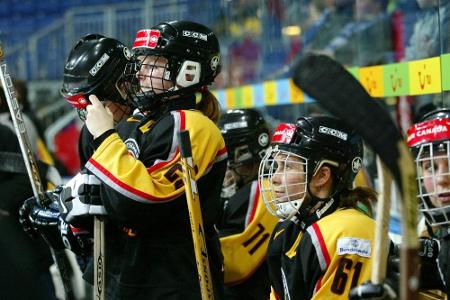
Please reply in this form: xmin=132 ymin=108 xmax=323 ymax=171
xmin=124 ymin=20 xmax=221 ymax=112
xmin=218 ymin=109 xmax=270 ymax=168
xmin=273 ymin=115 xmax=363 ymax=193
xmin=61 ymin=34 xmax=133 ymax=110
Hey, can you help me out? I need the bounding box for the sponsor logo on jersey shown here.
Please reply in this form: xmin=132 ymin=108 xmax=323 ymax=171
xmin=316 ymin=198 xmax=334 ymax=218
xmin=337 ymin=237 xmax=371 ymax=257
xmin=182 ymin=30 xmax=208 ymax=41
xmin=89 ymin=53 xmax=110 ymax=76
xmin=318 ymin=126 xmax=348 ymax=141
xmin=125 ymin=138 xmax=140 ymax=158
xmin=133 ymin=29 xmax=160 ymax=49
xmin=352 ymin=157 xmax=363 ymax=173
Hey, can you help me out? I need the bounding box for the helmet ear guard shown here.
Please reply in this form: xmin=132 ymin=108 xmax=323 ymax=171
xmin=176 ymin=60 xmax=201 ymax=87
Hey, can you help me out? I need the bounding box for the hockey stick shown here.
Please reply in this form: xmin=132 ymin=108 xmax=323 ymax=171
xmin=292 ymin=54 xmax=419 ymax=300
xmin=372 ymin=157 xmax=392 ymax=284
xmin=0 ymin=44 xmax=75 ymax=300
xmin=178 ymin=130 xmax=215 ymax=300
xmin=94 ymin=217 xmax=105 ymax=300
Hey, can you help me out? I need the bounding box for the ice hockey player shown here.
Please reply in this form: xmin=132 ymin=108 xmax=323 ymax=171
xmin=259 ymin=116 xmax=378 ymax=299
xmin=217 ymin=108 xmax=278 ymax=299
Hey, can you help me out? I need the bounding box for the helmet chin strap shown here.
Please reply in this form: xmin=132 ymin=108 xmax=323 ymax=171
xmin=297 ymin=184 xmax=340 ymax=231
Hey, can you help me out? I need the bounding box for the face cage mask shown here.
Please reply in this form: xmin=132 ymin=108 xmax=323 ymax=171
xmin=416 ymin=141 xmax=450 ymax=226
xmin=258 ymin=147 xmax=308 ymax=220
xmin=124 ymin=54 xmax=202 ymax=112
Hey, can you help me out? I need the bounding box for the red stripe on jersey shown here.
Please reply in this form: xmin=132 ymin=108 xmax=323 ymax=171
xmin=313 ymin=275 xmax=323 ymax=296
xmin=247 ymin=184 xmax=260 ymax=224
xmin=147 ymin=148 xmax=180 ymax=173
xmin=147 ymin=110 xmax=186 ymax=173
xmin=311 ymin=223 xmax=331 ymax=266
xmin=89 ymin=158 xmax=176 ymax=202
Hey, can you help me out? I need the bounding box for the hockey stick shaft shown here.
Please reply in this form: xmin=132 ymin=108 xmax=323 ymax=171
xmin=372 ymin=157 xmax=392 ymax=284
xmin=178 ymin=130 xmax=215 ymax=300
xmin=0 ymin=44 xmax=75 ymax=300
xmin=94 ymin=217 xmax=105 ymax=300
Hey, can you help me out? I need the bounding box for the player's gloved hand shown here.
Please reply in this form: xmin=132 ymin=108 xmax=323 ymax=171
xmin=60 ymin=218 xmax=93 ymax=257
xmin=19 ymin=189 xmax=61 ymax=239
xmin=19 ymin=194 xmax=65 ymax=250
xmin=349 ymin=281 xmax=397 ymax=300
xmin=58 ymin=172 xmax=106 ymax=227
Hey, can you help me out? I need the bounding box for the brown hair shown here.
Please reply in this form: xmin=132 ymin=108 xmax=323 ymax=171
xmin=196 ymin=90 xmax=221 ymax=123
xmin=339 ymin=186 xmax=377 ymax=217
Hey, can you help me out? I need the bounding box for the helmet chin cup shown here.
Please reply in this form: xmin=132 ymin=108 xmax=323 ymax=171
xmin=276 ymin=198 xmax=304 ymax=220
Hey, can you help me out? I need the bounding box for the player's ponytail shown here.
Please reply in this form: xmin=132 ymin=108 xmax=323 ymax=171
xmin=195 ymin=89 xmax=221 ymax=123
xmin=339 ymin=186 xmax=377 ymax=217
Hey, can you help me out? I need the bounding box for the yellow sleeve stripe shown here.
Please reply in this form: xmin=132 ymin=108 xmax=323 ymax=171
xmin=86 ymin=133 xmax=181 ymax=203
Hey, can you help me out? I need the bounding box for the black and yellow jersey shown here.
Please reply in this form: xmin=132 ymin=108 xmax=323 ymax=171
xmin=219 ymin=180 xmax=278 ymax=298
xmin=86 ymin=108 xmax=227 ymax=225
xmin=267 ymin=217 xmax=302 ymax=300
xmin=84 ymin=106 xmax=227 ymax=299
xmin=284 ymin=208 xmax=376 ymax=300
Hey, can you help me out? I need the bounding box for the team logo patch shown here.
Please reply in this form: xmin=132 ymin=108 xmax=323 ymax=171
xmin=133 ymin=29 xmax=160 ymax=49
xmin=210 ymin=56 xmax=220 ymax=71
xmin=258 ymin=132 xmax=269 ymax=147
xmin=124 ymin=138 xmax=140 ymax=158
xmin=337 ymin=237 xmax=371 ymax=257
xmin=89 ymin=53 xmax=110 ymax=76
xmin=272 ymin=123 xmax=296 ymax=143
xmin=352 ymin=157 xmax=362 ymax=173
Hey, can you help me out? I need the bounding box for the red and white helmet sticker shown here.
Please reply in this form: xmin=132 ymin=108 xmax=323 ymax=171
xmin=407 ymin=118 xmax=450 ymax=147
xmin=65 ymin=93 xmax=89 ymax=109
xmin=132 ymin=29 xmax=161 ymax=49
xmin=272 ymin=123 xmax=296 ymax=144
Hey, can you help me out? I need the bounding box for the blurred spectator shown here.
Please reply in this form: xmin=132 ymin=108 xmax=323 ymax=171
xmin=0 ymin=85 xmax=42 ymax=159
xmin=302 ymin=0 xmax=355 ymax=53
xmin=0 ymin=123 xmax=57 ymax=300
xmin=321 ymin=0 xmax=393 ymax=66
xmin=13 ymin=79 xmax=46 ymax=141
xmin=0 ymin=82 xmax=72 ymax=175
xmin=405 ymin=0 xmax=449 ymax=60
xmin=229 ymin=34 xmax=261 ymax=85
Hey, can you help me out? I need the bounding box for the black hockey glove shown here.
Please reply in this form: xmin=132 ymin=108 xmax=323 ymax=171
xmin=60 ymin=218 xmax=93 ymax=257
xmin=19 ymin=192 xmax=65 ymax=250
xmin=58 ymin=172 xmax=106 ymax=227
xmin=19 ymin=189 xmax=61 ymax=240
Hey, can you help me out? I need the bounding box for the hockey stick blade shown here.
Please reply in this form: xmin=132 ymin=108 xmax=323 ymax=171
xmin=292 ymin=54 xmax=419 ymax=300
